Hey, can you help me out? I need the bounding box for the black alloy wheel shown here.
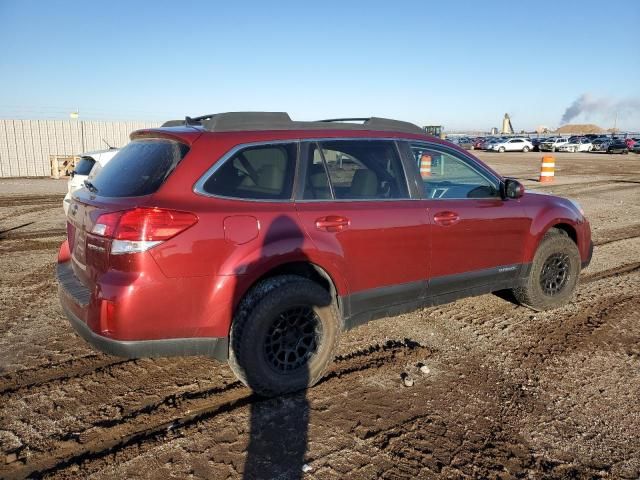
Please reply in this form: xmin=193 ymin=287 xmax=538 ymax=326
xmin=540 ymin=253 xmax=570 ymax=296
xmin=263 ymin=306 xmax=323 ymax=372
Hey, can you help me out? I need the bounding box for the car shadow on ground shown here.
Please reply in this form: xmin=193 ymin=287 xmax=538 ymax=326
xmin=239 ymin=215 xmax=316 ymax=480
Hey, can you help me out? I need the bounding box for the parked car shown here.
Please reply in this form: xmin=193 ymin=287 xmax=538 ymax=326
xmin=591 ymin=137 xmax=613 ymax=152
xmin=483 ymin=137 xmax=506 ymax=150
xmin=473 ymin=137 xmax=487 ymax=150
xmin=57 ymin=112 xmax=593 ymax=396
xmin=607 ymin=139 xmax=630 ymax=154
xmin=531 ymin=138 xmax=545 ymax=152
xmin=539 ymin=137 xmax=569 ymax=152
xmin=624 ymin=138 xmax=636 ymax=149
xmin=488 ymin=137 xmax=534 ymax=152
xmin=557 ymin=138 xmax=593 ymax=153
xmin=632 ymin=142 xmax=640 ymax=154
xmin=457 ymin=137 xmax=474 ymax=150
xmin=62 ymin=148 xmax=119 ymax=215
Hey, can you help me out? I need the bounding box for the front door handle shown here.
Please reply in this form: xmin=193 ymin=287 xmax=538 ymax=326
xmin=315 ymin=215 xmax=350 ymax=232
xmin=433 ymin=211 xmax=460 ymax=226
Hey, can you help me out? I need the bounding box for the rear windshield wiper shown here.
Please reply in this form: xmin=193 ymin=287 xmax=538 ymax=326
xmin=84 ymin=179 xmax=98 ymax=193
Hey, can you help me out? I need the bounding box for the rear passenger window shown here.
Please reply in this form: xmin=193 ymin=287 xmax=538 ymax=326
xmin=202 ymin=143 xmax=296 ymax=200
xmin=302 ymin=140 xmax=408 ymax=200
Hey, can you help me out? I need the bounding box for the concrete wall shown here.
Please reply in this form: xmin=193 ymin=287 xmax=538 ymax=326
xmin=0 ymin=119 xmax=161 ymax=178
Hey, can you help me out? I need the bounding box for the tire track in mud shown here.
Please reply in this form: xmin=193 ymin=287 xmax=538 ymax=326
xmin=593 ymin=224 xmax=640 ymax=247
xmin=0 ymin=228 xmax=65 ymax=241
xmin=582 ymin=262 xmax=640 ymax=284
xmin=0 ymin=194 xmax=64 ymax=226
xmin=529 ymin=178 xmax=640 ymax=197
xmin=0 ymin=239 xmax=63 ymax=254
xmin=0 ymin=356 xmax=136 ymax=396
xmin=0 ymin=205 xmax=63 ymax=224
xmin=1 ymin=340 xmax=431 ymax=479
xmin=3 ymin=260 xmax=640 ymax=478
xmin=515 ymin=293 xmax=639 ymax=366
xmin=0 ymin=195 xmax=65 ymax=207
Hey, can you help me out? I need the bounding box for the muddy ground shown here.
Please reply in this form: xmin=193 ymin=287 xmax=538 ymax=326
xmin=0 ymin=151 xmax=639 ymax=479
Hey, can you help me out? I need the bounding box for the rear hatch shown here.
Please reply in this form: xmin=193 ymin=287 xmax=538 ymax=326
xmin=66 ymin=138 xmax=191 ymax=288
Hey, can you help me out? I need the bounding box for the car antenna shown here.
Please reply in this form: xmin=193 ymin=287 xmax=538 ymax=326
xmin=102 ymin=138 xmax=115 ymax=150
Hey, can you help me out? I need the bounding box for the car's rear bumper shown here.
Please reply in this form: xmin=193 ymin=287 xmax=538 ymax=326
xmin=60 ymin=298 xmax=228 ymax=360
xmin=56 ymin=259 xmax=229 ymax=361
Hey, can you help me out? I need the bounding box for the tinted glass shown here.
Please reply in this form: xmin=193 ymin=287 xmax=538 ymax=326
xmin=74 ymin=157 xmax=95 ymax=175
xmin=203 ymin=143 xmax=296 ymax=200
xmin=410 ymin=144 xmax=499 ymax=199
xmin=91 ymin=139 xmax=188 ymax=197
xmin=301 ymin=143 xmax=332 ymax=200
xmin=316 ymin=140 xmax=408 ymax=200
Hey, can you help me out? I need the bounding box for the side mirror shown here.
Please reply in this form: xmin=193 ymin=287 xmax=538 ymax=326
xmin=504 ymin=178 xmax=525 ymax=199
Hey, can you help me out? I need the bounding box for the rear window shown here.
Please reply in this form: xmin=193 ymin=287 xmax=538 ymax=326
xmin=74 ymin=157 xmax=95 ymax=175
xmin=91 ymin=139 xmax=189 ymax=197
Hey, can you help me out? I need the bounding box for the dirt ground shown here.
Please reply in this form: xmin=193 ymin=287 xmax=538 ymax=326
xmin=1 ymin=151 xmax=639 ymax=479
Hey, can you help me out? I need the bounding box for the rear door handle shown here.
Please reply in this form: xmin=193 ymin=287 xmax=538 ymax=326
xmin=315 ymin=215 xmax=350 ymax=232
xmin=433 ymin=211 xmax=460 ymax=226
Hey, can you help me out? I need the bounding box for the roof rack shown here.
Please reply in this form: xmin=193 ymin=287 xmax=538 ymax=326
xmin=161 ymin=112 xmax=423 ymax=135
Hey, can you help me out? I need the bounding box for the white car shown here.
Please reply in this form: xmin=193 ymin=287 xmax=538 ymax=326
xmin=482 ymin=137 xmax=506 ymax=150
xmin=539 ymin=137 xmax=569 ymax=152
xmin=489 ymin=137 xmax=534 ymax=153
xmin=63 ymin=148 xmax=119 ymax=214
xmin=557 ymin=138 xmax=593 ymax=153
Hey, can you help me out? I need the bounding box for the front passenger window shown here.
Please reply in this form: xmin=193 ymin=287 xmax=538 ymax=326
xmin=410 ymin=145 xmax=499 ymax=199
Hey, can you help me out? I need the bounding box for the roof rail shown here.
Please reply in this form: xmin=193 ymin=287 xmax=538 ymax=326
xmin=161 ymin=112 xmax=424 ymax=135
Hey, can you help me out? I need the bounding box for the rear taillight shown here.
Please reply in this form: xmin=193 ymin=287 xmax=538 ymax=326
xmin=92 ymin=208 xmax=198 ymax=255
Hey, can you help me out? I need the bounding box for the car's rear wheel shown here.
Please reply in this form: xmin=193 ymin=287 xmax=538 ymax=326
xmin=511 ymin=229 xmax=581 ymax=311
xmin=522 ymin=146 xmax=530 ymax=152
xmin=228 ymin=275 xmax=341 ymax=397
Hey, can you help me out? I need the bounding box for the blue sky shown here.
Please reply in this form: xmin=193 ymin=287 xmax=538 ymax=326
xmin=1 ymin=0 xmax=638 ymax=131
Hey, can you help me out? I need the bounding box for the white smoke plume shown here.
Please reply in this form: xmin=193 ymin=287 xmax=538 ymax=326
xmin=560 ymin=94 xmax=640 ymax=124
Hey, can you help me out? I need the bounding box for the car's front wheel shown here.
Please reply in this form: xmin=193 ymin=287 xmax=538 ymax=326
xmin=228 ymin=275 xmax=341 ymax=397
xmin=498 ymin=146 xmax=505 ymax=153
xmin=511 ymin=229 xmax=581 ymax=311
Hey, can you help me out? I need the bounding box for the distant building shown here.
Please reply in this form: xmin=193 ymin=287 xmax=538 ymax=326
xmin=501 ymin=113 xmax=514 ymax=134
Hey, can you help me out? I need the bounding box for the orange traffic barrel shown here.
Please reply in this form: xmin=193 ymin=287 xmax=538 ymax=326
xmin=539 ymin=156 xmax=555 ymax=182
xmin=419 ymin=153 xmax=432 ymax=178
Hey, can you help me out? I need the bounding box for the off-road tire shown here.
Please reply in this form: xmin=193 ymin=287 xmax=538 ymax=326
xmin=228 ymin=275 xmax=341 ymax=397
xmin=511 ymin=229 xmax=581 ymax=311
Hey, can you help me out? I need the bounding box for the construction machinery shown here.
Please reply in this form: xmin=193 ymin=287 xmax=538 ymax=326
xmin=423 ymin=125 xmax=445 ymax=139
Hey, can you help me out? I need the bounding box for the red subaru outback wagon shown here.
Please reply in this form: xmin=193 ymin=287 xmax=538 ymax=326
xmin=57 ymin=112 xmax=593 ymax=396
